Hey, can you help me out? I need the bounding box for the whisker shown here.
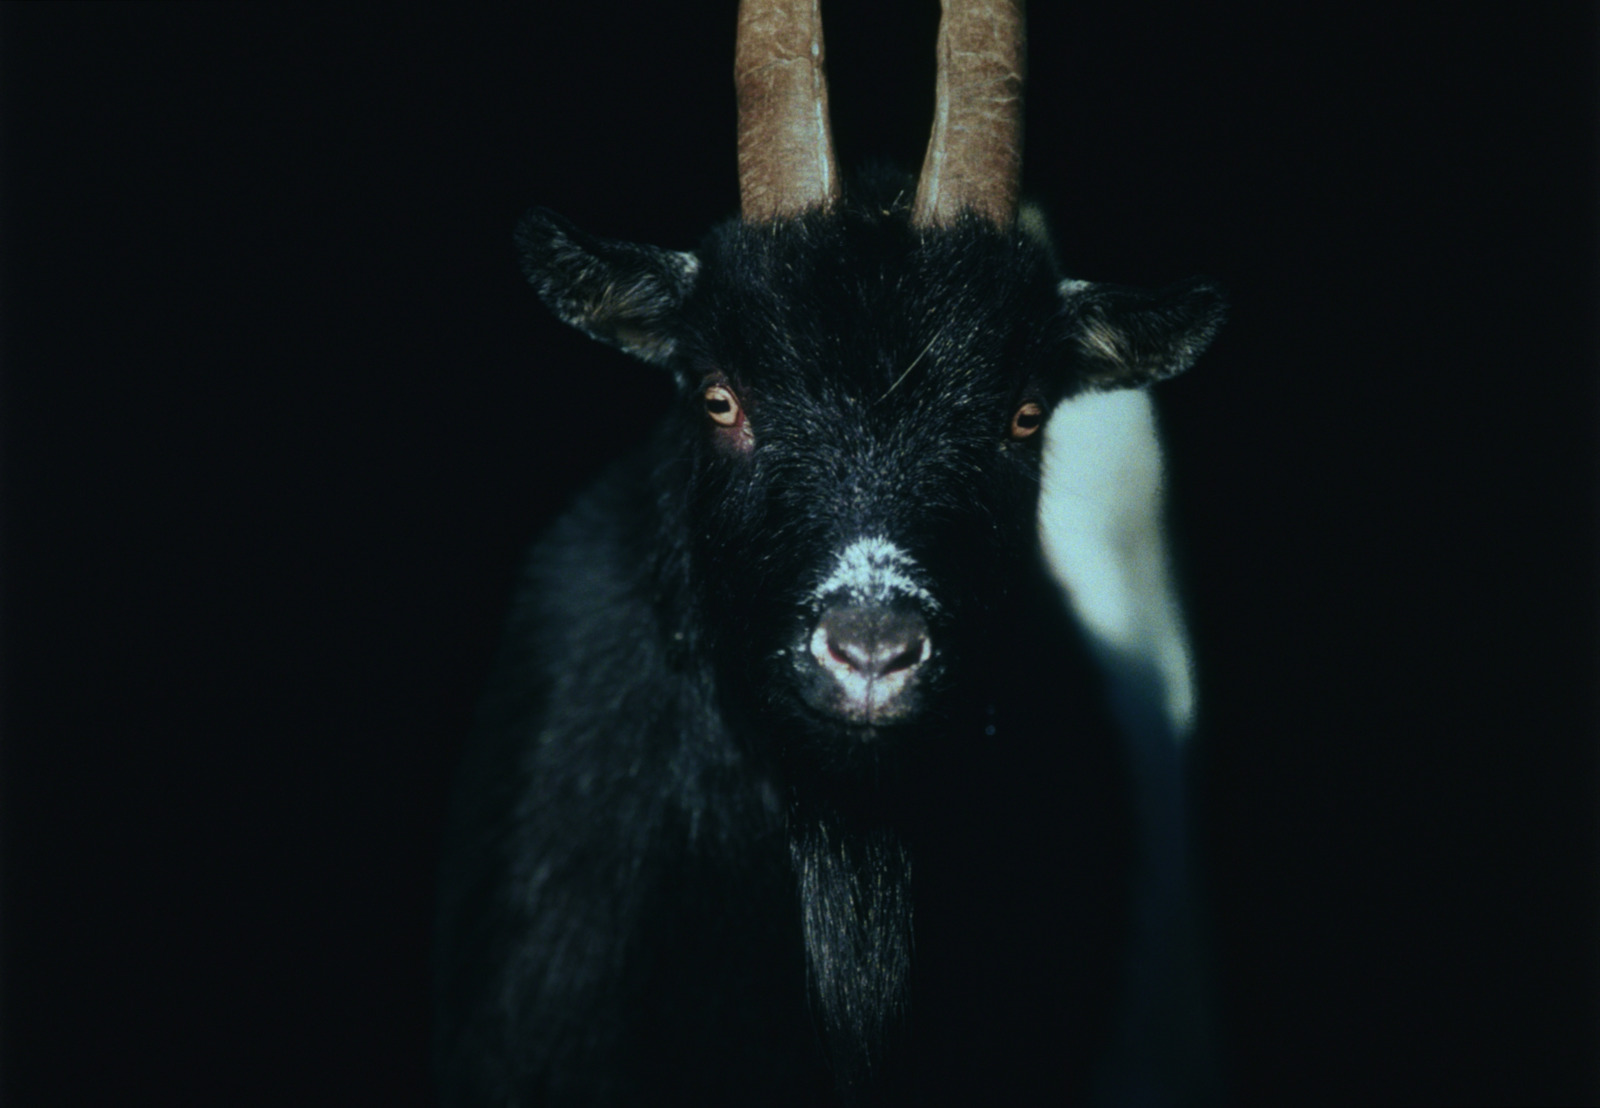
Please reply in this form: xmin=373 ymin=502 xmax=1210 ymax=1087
xmin=876 ymin=331 xmax=940 ymax=404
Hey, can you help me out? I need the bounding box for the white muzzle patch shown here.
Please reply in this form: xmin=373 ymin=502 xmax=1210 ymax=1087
xmin=808 ymin=535 xmax=938 ymax=611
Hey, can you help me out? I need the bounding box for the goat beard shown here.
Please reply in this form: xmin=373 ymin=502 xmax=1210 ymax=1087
xmin=787 ymin=802 xmax=914 ymax=1097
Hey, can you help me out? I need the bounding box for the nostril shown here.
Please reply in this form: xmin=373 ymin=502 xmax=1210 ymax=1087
xmin=879 ymin=638 xmax=924 ymax=675
xmin=816 ymin=606 xmax=931 ymax=678
xmin=826 ymin=634 xmax=921 ymax=676
xmin=828 ymin=637 xmax=867 ymax=671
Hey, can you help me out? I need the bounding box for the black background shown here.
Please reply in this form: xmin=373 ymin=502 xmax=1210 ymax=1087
xmin=3 ymin=3 xmax=1595 ymax=1104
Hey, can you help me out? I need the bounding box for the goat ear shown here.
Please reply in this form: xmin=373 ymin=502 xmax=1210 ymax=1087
xmin=516 ymin=208 xmax=700 ymax=367
xmin=1058 ymin=277 xmax=1225 ymax=391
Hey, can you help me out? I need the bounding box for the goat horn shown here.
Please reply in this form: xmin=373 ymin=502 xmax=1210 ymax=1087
xmin=913 ymin=0 xmax=1026 ymax=229
xmin=736 ymin=0 xmax=841 ymax=220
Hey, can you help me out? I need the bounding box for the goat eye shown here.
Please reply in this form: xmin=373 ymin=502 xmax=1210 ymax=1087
xmin=1009 ymin=402 xmax=1045 ymax=439
xmin=703 ymin=384 xmax=741 ymax=426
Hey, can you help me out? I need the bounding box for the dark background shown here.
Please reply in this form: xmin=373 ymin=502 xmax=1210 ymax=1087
xmin=3 ymin=2 xmax=1595 ymax=1104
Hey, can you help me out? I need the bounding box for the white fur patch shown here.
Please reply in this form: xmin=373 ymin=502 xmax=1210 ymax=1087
xmin=809 ymin=536 xmax=938 ymax=611
xmin=1038 ymin=389 xmax=1195 ymax=739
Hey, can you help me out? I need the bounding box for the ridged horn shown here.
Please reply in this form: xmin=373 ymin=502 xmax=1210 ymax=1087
xmin=736 ymin=0 xmax=841 ymax=220
xmin=913 ymin=0 xmax=1026 ymax=228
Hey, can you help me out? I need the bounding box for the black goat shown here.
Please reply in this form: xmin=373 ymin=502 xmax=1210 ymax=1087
xmin=435 ymin=2 xmax=1224 ymax=1104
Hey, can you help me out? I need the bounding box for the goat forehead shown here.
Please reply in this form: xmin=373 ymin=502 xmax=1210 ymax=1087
xmin=745 ymin=339 xmax=1014 ymax=423
xmin=701 ymin=223 xmax=1043 ymax=385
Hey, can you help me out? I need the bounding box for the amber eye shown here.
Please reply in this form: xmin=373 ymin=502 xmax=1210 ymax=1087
xmin=1010 ymin=401 xmax=1045 ymax=440
xmin=703 ymin=384 xmax=741 ymax=426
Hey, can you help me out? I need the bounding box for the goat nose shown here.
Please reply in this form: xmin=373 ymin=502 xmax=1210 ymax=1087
xmin=814 ymin=605 xmax=930 ymax=678
xmin=804 ymin=603 xmax=933 ymax=723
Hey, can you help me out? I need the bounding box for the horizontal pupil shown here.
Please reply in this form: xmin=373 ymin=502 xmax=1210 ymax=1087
xmin=1016 ymin=411 xmax=1040 ymax=426
xmin=706 ymin=397 xmax=732 ymax=413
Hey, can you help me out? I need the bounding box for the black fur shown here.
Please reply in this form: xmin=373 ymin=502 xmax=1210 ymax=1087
xmin=434 ymin=179 xmax=1223 ymax=1105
